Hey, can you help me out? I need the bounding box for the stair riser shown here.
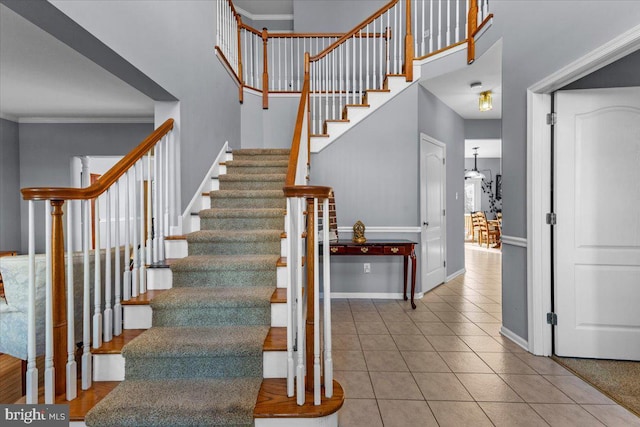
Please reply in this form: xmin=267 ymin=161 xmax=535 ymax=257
xmin=263 ymin=351 xmax=287 ymax=379
xmin=210 ymin=197 xmax=286 ymax=209
xmin=188 ymin=241 xmax=280 ymax=256
xmin=146 ymin=268 xmax=172 ymax=290
xmin=164 ymin=239 xmax=188 ymax=259
xmin=201 ymin=216 xmax=284 ymax=230
xmin=172 ymin=269 xmax=276 ymax=288
xmin=232 ymin=154 xmax=289 ymax=162
xmin=153 ymin=307 xmax=270 ymax=327
xmin=123 ymin=305 xmax=152 ymax=330
xmin=125 ymin=356 xmax=262 ymax=380
xmin=256 ymin=414 xmax=338 ymax=427
xmin=93 ymin=354 xmax=125 ymax=382
xmin=271 ymin=303 xmax=286 ymax=327
xmin=227 ymin=166 xmax=288 ymax=175
xmin=219 ymin=180 xmax=285 ymax=191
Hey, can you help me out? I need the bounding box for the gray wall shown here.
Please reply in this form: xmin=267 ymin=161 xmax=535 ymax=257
xmin=293 ymin=0 xmax=386 ymax=33
xmin=310 ymin=83 xmax=465 ymax=295
xmin=465 ymin=119 xmax=501 ymax=140
xmin=51 ymin=0 xmax=242 ymax=213
xmin=474 ymin=0 xmax=640 ymax=341
xmin=241 ymin=92 xmax=299 ymax=149
xmin=464 ymin=157 xmax=502 ymax=218
xmin=563 ymin=48 xmax=640 ymax=90
xmin=18 ymin=123 xmax=152 ymax=253
xmin=0 ymin=118 xmax=21 ymax=252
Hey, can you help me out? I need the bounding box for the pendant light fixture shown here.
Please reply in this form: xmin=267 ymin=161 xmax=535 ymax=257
xmin=465 ymin=147 xmax=486 ymax=179
xmin=479 ymin=90 xmax=493 ymax=112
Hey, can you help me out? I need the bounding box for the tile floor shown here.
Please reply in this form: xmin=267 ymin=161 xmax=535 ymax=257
xmin=332 ymin=244 xmax=640 ymax=426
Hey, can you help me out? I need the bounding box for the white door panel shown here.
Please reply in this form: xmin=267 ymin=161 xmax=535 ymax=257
xmin=555 ymin=87 xmax=640 ymax=360
xmin=420 ymin=134 xmax=446 ymax=292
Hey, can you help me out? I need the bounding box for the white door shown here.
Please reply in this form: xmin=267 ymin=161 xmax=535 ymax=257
xmin=555 ymin=87 xmax=640 ymax=360
xmin=420 ymin=134 xmax=446 ymax=292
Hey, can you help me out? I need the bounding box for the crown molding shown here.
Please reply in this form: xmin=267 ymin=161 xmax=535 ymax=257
xmin=234 ymin=6 xmax=293 ymax=22
xmin=16 ymin=116 xmax=154 ymax=124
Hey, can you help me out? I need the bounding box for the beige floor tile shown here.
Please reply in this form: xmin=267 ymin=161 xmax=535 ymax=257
xmin=582 ymin=404 xmax=640 ymax=426
xmin=369 ymin=371 xmax=423 ymax=400
xmin=456 ymin=373 xmax=523 ymax=402
xmin=475 ymin=322 xmax=503 ymax=336
xmin=515 ymin=353 xmax=572 ymax=375
xmin=454 ymin=302 xmax=487 ymax=312
xmin=379 ymin=311 xmax=412 ymax=323
xmin=349 ymin=299 xmax=375 ymax=311
xmin=424 ymin=302 xmax=457 ymax=312
xmin=334 ymin=371 xmax=375 ymax=399
xmin=460 ymin=335 xmax=507 ymax=352
xmin=478 ymin=402 xmax=550 ymax=426
xmin=332 ymin=310 xmax=354 ymax=322
xmin=428 ymin=401 xmax=493 ymax=427
xmin=500 ymin=374 xmax=573 ymax=403
xmin=463 ymin=311 xmax=502 ymax=323
xmin=373 ymin=300 xmax=405 ymax=312
xmin=363 ymin=350 xmax=408 ymax=372
xmin=413 ymin=372 xmax=473 ymax=401
xmin=401 ymin=351 xmax=451 ymax=373
xmin=439 ymin=352 xmax=493 ymax=373
xmin=352 ymin=310 xmax=383 ymax=322
xmin=434 ymin=311 xmax=472 ymax=322
xmin=359 ymin=334 xmax=397 ymax=351
xmin=355 ymin=321 xmax=389 ymax=335
xmin=477 ymin=352 xmax=538 ymax=374
xmin=392 ymin=334 xmax=434 ymax=352
xmin=426 ymin=335 xmax=472 ymax=352
xmin=422 ymin=292 xmax=448 ymax=302
xmin=405 ymin=311 xmax=441 ymax=322
xmin=332 ymin=321 xmax=357 ymax=335
xmin=544 ymin=375 xmax=615 ymax=404
xmin=415 ymin=322 xmax=456 ymax=336
xmin=333 ymin=350 xmax=368 ymax=371
xmin=445 ymin=322 xmax=489 ymax=336
xmin=378 ymin=400 xmax=438 ymax=427
xmin=493 ymin=335 xmax=528 ymax=352
xmin=531 ymin=403 xmax=605 ymax=426
xmin=332 ymin=334 xmax=361 ymax=351
xmin=384 ymin=321 xmax=421 ymax=335
xmin=338 ymin=399 xmax=383 ymax=427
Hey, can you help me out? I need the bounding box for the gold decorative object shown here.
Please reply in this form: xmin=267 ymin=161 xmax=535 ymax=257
xmin=390 ymin=247 xmax=399 ymax=253
xmin=352 ymin=220 xmax=366 ymax=244
xmin=330 ymin=247 xmax=338 ymax=253
xmin=360 ymin=247 xmax=369 ymax=253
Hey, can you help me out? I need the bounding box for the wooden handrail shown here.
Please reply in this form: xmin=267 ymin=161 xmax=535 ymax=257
xmin=471 ymin=13 xmax=494 ymax=38
xmin=309 ymin=0 xmax=398 ymax=62
xmin=283 ymin=186 xmax=332 ymax=199
xmin=467 ymin=0 xmax=479 ymax=64
xmin=22 ymin=119 xmax=174 ymax=201
xmin=284 ymin=54 xmax=311 ymax=187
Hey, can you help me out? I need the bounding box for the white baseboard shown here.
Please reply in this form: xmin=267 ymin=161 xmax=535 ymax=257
xmin=500 ymin=326 xmax=529 ymax=352
xmin=327 ymin=292 xmax=425 ymax=300
xmin=446 ymin=268 xmax=465 ymax=282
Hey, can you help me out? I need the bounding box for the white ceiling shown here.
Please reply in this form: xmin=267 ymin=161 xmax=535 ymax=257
xmin=0 ymin=4 xmax=154 ymax=121
xmin=420 ymin=40 xmax=502 ymax=120
xmin=233 ymin=0 xmax=293 ymax=16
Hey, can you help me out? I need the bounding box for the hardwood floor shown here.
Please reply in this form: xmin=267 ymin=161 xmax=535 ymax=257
xmin=0 ymin=353 xmax=45 ymax=403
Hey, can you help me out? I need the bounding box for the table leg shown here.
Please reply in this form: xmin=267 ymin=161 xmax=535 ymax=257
xmin=403 ymin=255 xmax=408 ymax=301
xmin=410 ymin=248 xmax=417 ymax=309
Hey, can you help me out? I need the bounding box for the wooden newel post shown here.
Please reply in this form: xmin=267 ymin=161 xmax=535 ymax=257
xmin=262 ymin=28 xmax=269 ymax=109
xmin=51 ymin=200 xmax=68 ymax=396
xmin=237 ymin=15 xmax=244 ymax=103
xmin=305 ymin=197 xmax=316 ymax=393
xmin=404 ymin=0 xmax=413 ymax=82
xmin=467 ymin=0 xmax=478 ymax=64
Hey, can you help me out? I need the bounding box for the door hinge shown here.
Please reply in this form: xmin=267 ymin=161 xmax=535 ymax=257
xmin=546 ymin=112 xmax=557 ymax=125
xmin=443 ymin=260 xmax=446 ymax=267
xmin=443 ymin=158 xmax=446 ymax=165
xmin=547 ymin=312 xmax=558 ymax=325
xmin=443 ymin=209 xmax=446 ymax=216
xmin=546 ymin=212 xmax=557 ymax=225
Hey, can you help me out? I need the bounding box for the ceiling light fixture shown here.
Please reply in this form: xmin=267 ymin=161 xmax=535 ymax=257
xmin=479 ymin=90 xmax=493 ymax=112
xmin=470 ymin=81 xmax=483 ymax=90
xmin=465 ymin=147 xmax=486 ymax=180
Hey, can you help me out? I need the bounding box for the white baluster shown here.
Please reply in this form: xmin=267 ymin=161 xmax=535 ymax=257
xmin=153 ymin=145 xmax=159 ymax=263
xmin=456 ymin=0 xmax=461 ymax=42
xmin=447 ymin=0 xmax=451 ymax=46
xmin=104 ymin=189 xmax=113 ymax=343
xmin=131 ymin=165 xmax=139 ymax=299
xmin=168 ymin=131 xmax=176 ymax=236
xmin=162 ymin=137 xmax=169 ymax=262
xmin=45 ymin=200 xmax=54 ymax=404
xmin=146 ymin=152 xmax=153 ymax=266
xmin=366 ymin=25 xmax=370 ymax=90
xmin=139 ymin=161 xmax=146 ymax=294
xmin=421 ymin=0 xmax=426 ymax=56
xmin=278 ymin=38 xmax=282 ymax=91
xmin=394 ymin=3 xmax=399 ymax=73
xmin=313 ymin=199 xmax=320 ymax=405
xmin=286 ymin=197 xmax=295 ymax=397
xmin=81 ymin=199 xmax=92 ymax=390
xmin=114 ymin=181 xmax=122 ymax=336
xmin=66 ymin=200 xmax=77 ymax=400
xmin=332 ymin=51 xmax=336 ymax=121
xmin=123 ymin=171 xmax=131 ymax=302
xmin=296 ymin=197 xmax=305 ymax=406
xmin=359 ymin=30 xmax=363 ymax=100
xmin=26 ymin=201 xmax=38 ymax=403
xmin=323 ymin=197 xmax=333 ymax=398
xmin=465 ymin=0 xmax=469 ymax=38
xmin=438 ymin=0 xmax=442 ymax=50
xmin=430 ymin=0 xmax=435 ymax=53
xmin=93 ymin=196 xmax=103 ymax=349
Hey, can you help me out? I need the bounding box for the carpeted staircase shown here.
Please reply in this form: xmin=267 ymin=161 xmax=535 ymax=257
xmin=86 ymin=149 xmax=289 ymax=427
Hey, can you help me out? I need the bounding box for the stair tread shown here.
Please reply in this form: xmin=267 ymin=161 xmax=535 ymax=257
xmin=92 ymin=329 xmax=146 ymax=354
xmin=85 ymin=378 xmax=262 ymax=427
xmin=171 ymin=254 xmax=279 ymax=271
xmin=121 ymin=289 xmax=168 ymax=305
xmin=151 ymin=286 xmax=274 ymax=309
xmin=199 ymin=208 xmax=285 ymax=218
xmin=270 ymin=288 xmax=287 ymax=303
xmin=165 ymin=235 xmax=187 ymax=241
xmin=187 ymin=229 xmax=282 ymax=243
xmin=123 ymin=325 xmax=269 ymax=358
xmin=219 ymin=173 xmax=286 ymax=181
xmin=233 ymin=148 xmax=290 ymax=155
xmin=226 ymin=160 xmax=289 ymax=167
xmin=210 ymin=189 xmax=284 ymax=198
xmin=254 ymin=378 xmax=344 ymax=419
xmin=263 ymin=327 xmax=286 ymax=351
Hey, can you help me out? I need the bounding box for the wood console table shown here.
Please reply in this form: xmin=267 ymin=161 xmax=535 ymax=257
xmin=327 ymin=240 xmax=418 ymax=309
